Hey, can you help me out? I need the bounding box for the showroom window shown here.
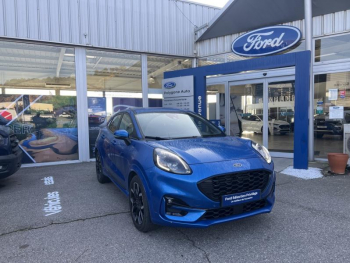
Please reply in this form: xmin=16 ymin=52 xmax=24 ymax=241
xmin=147 ymin=56 xmax=192 ymax=106
xmin=315 ymin=33 xmax=350 ymax=63
xmin=0 ymin=41 xmax=78 ymax=164
xmin=314 ymin=71 xmax=350 ymax=158
xmin=85 ymin=50 xmax=142 ymax=158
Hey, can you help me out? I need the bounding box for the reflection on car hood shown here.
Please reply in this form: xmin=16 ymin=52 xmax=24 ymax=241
xmin=269 ymin=120 xmax=289 ymax=125
xmin=146 ymin=136 xmax=261 ymax=165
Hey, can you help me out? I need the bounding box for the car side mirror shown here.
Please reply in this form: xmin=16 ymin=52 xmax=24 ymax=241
xmin=218 ymin=126 xmax=226 ymax=133
xmin=114 ymin=130 xmax=131 ymax=145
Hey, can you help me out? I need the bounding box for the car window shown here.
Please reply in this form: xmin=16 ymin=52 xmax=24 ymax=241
xmin=136 ymin=112 xmax=224 ymax=139
xmin=250 ymin=116 xmax=257 ymax=121
xmin=119 ymin=114 xmax=137 ymax=138
xmin=108 ymin=114 xmax=122 ymax=133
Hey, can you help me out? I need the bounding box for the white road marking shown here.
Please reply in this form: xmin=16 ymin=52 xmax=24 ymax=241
xmin=42 ymin=176 xmax=54 ymax=185
xmin=43 ymin=191 xmax=62 ymax=216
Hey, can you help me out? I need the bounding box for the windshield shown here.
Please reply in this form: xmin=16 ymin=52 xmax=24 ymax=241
xmin=136 ymin=112 xmax=225 ymax=139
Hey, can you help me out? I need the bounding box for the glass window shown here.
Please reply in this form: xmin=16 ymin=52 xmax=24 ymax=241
xmin=86 ymin=50 xmax=141 ymax=158
xmin=147 ymin=56 xmax=192 ymax=106
xmin=315 ymin=34 xmax=350 ymax=63
xmin=119 ymin=114 xmax=136 ymax=138
xmin=108 ymin=114 xmax=122 ymax=133
xmin=314 ymin=71 xmax=350 ymax=158
xmin=0 ymin=41 xmax=77 ymax=164
xmin=199 ymin=54 xmax=227 ymax=67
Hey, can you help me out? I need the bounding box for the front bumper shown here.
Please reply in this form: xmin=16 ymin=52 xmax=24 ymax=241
xmin=145 ymin=158 xmax=275 ymax=228
xmin=0 ymin=151 xmax=23 ymax=179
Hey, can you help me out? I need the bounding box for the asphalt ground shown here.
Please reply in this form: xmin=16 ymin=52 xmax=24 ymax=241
xmin=1 ymin=160 xmax=350 ymax=263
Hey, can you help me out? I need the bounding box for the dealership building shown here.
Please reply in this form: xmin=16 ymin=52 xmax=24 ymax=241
xmin=0 ymin=0 xmax=349 ymax=168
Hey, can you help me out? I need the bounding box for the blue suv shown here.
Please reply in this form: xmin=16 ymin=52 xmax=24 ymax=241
xmin=95 ymin=108 xmax=275 ymax=232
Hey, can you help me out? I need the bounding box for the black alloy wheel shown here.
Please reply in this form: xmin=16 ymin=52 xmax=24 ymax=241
xmin=96 ymin=151 xmax=110 ymax=184
xmin=130 ymin=181 xmax=144 ymax=225
xmin=129 ymin=176 xmax=154 ymax=232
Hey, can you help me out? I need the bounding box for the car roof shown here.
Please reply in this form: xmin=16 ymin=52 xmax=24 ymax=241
xmin=128 ymin=107 xmax=189 ymax=114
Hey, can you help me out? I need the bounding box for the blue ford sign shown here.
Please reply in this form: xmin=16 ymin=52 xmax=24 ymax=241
xmin=163 ymin=82 xmax=176 ymax=89
xmin=231 ymin=26 xmax=301 ymax=57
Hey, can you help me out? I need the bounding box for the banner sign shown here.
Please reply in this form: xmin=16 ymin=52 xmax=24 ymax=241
xmin=231 ymin=26 xmax=301 ymax=57
xmin=162 ymin=76 xmax=194 ymax=98
xmin=162 ymin=76 xmax=194 ymax=111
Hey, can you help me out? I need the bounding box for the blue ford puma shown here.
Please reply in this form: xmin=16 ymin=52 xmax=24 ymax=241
xmin=95 ymin=108 xmax=275 ymax=232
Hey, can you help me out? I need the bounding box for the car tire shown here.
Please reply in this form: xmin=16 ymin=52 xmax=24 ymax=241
xmin=261 ymin=127 xmax=271 ymax=135
xmin=96 ymin=151 xmax=111 ymax=184
xmin=129 ymin=175 xmax=155 ymax=232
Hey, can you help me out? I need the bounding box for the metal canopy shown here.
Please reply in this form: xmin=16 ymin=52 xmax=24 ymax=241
xmin=197 ymin=0 xmax=350 ymax=42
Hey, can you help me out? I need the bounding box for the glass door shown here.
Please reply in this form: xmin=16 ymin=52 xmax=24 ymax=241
xmin=228 ymin=80 xmax=266 ymax=146
xmin=206 ymin=83 xmax=226 ymax=129
xmin=267 ymin=76 xmax=295 ymax=157
xmin=228 ymin=76 xmax=295 ymax=157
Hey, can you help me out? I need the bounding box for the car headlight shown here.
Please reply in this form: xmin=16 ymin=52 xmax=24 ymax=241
xmin=153 ymin=148 xmax=192 ymax=174
xmin=252 ymin=142 xmax=272 ymax=164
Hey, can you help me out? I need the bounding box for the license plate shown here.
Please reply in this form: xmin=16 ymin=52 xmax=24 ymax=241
xmin=317 ymin=126 xmax=327 ymax=128
xmin=222 ymin=189 xmax=261 ymax=207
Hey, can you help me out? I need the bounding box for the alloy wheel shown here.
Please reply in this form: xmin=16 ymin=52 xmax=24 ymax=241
xmin=130 ymin=181 xmax=144 ymax=225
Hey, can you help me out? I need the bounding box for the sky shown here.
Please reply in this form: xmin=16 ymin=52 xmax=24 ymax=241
xmin=188 ymin=0 xmax=229 ymax=8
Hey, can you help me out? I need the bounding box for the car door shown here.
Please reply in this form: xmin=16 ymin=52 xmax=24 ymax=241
xmin=246 ymin=115 xmax=256 ymax=132
xmin=111 ymin=113 xmax=138 ymax=189
xmin=104 ymin=114 xmax=123 ymax=178
xmin=249 ymin=115 xmax=260 ymax=132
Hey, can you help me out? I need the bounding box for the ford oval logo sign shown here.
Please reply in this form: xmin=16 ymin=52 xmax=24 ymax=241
xmin=163 ymin=82 xmax=176 ymax=89
xmin=231 ymin=26 xmax=301 ymax=57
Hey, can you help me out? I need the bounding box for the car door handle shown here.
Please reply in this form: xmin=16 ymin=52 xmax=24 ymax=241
xmin=112 ymin=140 xmax=117 ymax=145
xmin=101 ymin=134 xmax=105 ymax=139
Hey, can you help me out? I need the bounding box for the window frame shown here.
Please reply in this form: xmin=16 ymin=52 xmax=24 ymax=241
xmin=107 ymin=113 xmax=123 ymax=133
xmin=118 ymin=113 xmax=138 ymax=139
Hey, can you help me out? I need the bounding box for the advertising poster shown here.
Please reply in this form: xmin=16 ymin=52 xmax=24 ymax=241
xmin=0 ymin=94 xmax=78 ymax=164
xmin=340 ymin=90 xmax=346 ymax=99
xmin=316 ymin=101 xmax=324 ymax=114
xmin=328 ymin=89 xmax=338 ymax=101
xmin=88 ymin=97 xmax=107 ymax=127
xmin=329 ymin=106 xmax=344 ymax=119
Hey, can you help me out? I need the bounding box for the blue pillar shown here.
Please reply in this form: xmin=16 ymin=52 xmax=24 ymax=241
xmin=294 ymin=51 xmax=311 ymax=169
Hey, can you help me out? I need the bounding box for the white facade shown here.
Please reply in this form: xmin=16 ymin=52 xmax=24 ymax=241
xmin=0 ymin=0 xmax=218 ymax=57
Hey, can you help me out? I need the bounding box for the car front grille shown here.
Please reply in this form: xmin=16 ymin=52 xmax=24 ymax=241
xmin=279 ymin=125 xmax=290 ymax=130
xmin=197 ymin=170 xmax=270 ymax=202
xmin=200 ymin=199 xmax=266 ymax=220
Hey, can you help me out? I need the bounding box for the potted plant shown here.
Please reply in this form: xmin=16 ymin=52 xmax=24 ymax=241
xmin=327 ymin=153 xmax=349 ymax=174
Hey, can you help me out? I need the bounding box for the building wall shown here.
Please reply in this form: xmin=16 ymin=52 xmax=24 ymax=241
xmin=0 ymin=0 xmax=219 ymax=57
xmin=196 ymin=9 xmax=350 ymax=57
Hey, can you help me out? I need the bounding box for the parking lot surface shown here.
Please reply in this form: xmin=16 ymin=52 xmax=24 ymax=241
xmin=1 ymin=161 xmax=350 ymax=263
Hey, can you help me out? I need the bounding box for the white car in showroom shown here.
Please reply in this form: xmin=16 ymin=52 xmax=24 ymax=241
xmin=242 ymin=114 xmax=290 ymax=135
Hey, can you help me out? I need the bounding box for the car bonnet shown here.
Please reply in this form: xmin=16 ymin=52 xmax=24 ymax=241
xmin=146 ymin=136 xmax=261 ymax=165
